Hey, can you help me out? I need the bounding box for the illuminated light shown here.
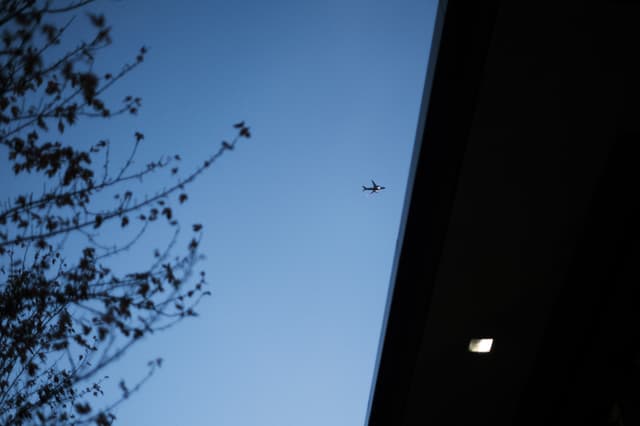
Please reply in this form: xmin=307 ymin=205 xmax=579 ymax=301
xmin=468 ymin=338 xmax=493 ymax=353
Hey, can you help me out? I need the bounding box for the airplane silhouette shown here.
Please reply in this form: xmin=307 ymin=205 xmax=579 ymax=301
xmin=362 ymin=180 xmax=386 ymax=193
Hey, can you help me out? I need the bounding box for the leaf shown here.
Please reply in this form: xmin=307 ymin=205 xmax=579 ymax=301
xmin=239 ymin=127 xmax=251 ymax=138
xmin=119 ymin=381 xmax=129 ymax=398
xmin=79 ymin=73 xmax=99 ymax=102
xmin=27 ymin=362 xmax=38 ymax=376
xmin=37 ymin=116 xmax=48 ymax=130
xmin=233 ymin=121 xmax=245 ymax=128
xmin=88 ymin=13 xmax=106 ymax=28
xmin=121 ymin=216 xmax=129 ymax=227
xmin=192 ymin=224 xmax=202 ymax=232
xmin=179 ymin=194 xmax=188 ymax=203
xmin=75 ymin=402 xmax=91 ymax=414
xmin=134 ymin=131 xmax=144 ymax=142
xmin=137 ymin=283 xmax=149 ymax=297
xmin=98 ymin=327 xmax=108 ymax=340
xmin=58 ymin=120 xmax=64 ymax=133
xmin=45 ymin=80 xmax=60 ymax=95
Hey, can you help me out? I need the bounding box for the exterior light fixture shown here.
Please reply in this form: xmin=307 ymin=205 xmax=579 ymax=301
xmin=468 ymin=338 xmax=493 ymax=353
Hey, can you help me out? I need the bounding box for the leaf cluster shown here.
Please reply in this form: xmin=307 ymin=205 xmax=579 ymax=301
xmin=0 ymin=2 xmax=251 ymax=424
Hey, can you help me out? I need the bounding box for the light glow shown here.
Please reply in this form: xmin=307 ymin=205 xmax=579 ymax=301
xmin=468 ymin=338 xmax=493 ymax=353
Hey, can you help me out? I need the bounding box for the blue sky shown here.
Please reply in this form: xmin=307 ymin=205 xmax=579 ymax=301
xmin=2 ymin=0 xmax=437 ymax=424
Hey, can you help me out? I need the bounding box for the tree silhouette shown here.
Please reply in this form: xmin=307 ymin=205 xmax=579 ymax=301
xmin=0 ymin=1 xmax=251 ymax=424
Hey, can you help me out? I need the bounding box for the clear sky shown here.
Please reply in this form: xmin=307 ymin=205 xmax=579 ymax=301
xmin=3 ymin=0 xmax=437 ymax=424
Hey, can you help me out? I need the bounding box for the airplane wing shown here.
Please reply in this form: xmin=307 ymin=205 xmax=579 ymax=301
xmin=371 ymin=180 xmax=377 ymax=187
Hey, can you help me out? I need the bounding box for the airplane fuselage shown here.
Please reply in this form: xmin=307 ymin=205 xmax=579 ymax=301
xmin=363 ymin=180 xmax=385 ymax=193
xmin=362 ymin=182 xmax=386 ymax=193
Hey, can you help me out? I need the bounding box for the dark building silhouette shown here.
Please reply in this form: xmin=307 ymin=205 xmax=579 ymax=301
xmin=366 ymin=1 xmax=640 ymax=425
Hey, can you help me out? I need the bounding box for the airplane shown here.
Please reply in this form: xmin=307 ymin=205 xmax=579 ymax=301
xmin=362 ymin=180 xmax=386 ymax=193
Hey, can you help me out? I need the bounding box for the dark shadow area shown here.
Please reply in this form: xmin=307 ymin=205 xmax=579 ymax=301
xmin=368 ymin=1 xmax=640 ymax=425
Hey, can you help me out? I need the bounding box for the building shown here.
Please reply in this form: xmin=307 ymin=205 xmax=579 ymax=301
xmin=366 ymin=2 xmax=640 ymax=425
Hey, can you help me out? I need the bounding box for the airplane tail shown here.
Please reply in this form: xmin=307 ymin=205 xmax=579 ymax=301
xmin=362 ymin=186 xmax=367 ymax=191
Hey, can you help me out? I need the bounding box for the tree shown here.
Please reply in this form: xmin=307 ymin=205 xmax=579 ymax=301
xmin=0 ymin=1 xmax=251 ymax=424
